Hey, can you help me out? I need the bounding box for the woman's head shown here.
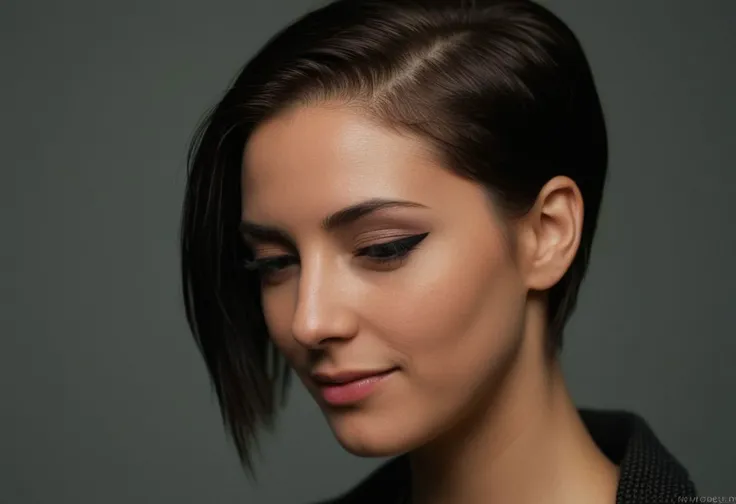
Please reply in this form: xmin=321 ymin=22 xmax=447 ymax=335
xmin=181 ymin=0 xmax=607 ymax=474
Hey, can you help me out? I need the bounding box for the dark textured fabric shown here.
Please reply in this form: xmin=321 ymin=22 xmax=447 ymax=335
xmin=312 ymin=408 xmax=697 ymax=503
xmin=580 ymin=409 xmax=698 ymax=503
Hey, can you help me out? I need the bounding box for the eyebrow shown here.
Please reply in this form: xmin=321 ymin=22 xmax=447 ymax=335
xmin=239 ymin=198 xmax=428 ymax=247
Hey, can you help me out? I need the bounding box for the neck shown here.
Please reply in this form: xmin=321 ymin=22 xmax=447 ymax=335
xmin=407 ymin=308 xmax=620 ymax=504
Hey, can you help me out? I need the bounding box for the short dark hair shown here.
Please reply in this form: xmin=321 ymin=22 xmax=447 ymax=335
xmin=180 ymin=0 xmax=608 ymax=475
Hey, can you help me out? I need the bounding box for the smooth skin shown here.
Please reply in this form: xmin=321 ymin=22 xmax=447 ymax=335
xmin=240 ymin=103 xmax=619 ymax=504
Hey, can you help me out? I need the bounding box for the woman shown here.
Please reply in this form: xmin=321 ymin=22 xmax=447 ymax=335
xmin=180 ymin=0 xmax=698 ymax=502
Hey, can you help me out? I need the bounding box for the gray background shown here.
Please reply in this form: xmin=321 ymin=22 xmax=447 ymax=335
xmin=3 ymin=0 xmax=734 ymax=502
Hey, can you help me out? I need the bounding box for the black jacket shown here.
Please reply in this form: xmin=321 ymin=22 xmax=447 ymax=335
xmin=315 ymin=408 xmax=698 ymax=503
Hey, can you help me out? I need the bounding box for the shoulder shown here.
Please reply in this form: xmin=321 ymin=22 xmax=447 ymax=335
xmin=305 ymin=455 xmax=410 ymax=504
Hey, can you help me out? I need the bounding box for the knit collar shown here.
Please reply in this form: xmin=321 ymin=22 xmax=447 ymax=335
xmin=330 ymin=408 xmax=697 ymax=503
xmin=580 ymin=408 xmax=698 ymax=503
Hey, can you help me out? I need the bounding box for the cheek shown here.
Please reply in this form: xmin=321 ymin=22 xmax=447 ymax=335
xmin=382 ymin=239 xmax=526 ymax=401
xmin=261 ymin=291 xmax=301 ymax=362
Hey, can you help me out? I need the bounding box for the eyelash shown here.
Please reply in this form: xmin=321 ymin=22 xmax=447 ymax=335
xmin=241 ymin=232 xmax=430 ymax=279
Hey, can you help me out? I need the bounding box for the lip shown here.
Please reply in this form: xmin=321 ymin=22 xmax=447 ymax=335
xmin=311 ymin=368 xmax=396 ymax=384
xmin=312 ymin=368 xmax=397 ymax=406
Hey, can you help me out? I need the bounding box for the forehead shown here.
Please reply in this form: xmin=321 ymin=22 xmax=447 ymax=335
xmin=241 ymin=105 xmax=448 ymax=220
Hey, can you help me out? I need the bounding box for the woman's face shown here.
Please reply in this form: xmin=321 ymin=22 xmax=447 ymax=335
xmin=241 ymin=104 xmax=529 ymax=456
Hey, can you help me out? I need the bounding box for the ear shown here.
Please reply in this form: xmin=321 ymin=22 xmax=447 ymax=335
xmin=516 ymin=176 xmax=584 ymax=291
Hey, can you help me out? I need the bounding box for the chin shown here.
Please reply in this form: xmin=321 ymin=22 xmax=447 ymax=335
xmin=325 ymin=409 xmax=427 ymax=458
xmin=333 ymin=429 xmax=412 ymax=458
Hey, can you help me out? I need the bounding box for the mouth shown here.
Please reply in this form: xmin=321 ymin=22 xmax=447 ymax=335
xmin=313 ymin=368 xmax=397 ymax=406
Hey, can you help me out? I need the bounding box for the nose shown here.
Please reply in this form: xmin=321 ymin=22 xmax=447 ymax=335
xmin=290 ymin=256 xmax=358 ymax=349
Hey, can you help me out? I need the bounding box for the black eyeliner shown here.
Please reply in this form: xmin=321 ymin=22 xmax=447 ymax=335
xmin=356 ymin=232 xmax=430 ymax=258
xmin=240 ymin=232 xmax=430 ymax=273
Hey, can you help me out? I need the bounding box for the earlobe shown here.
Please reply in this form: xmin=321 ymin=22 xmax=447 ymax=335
xmin=521 ymin=176 xmax=584 ymax=292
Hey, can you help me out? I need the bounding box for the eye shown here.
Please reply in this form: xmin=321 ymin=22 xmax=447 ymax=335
xmin=241 ymin=254 xmax=297 ymax=276
xmin=355 ymin=232 xmax=429 ymax=264
xmin=240 ymin=232 xmax=430 ymax=278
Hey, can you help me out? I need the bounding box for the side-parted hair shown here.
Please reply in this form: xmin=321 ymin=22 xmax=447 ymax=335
xmin=180 ymin=0 xmax=607 ymax=475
